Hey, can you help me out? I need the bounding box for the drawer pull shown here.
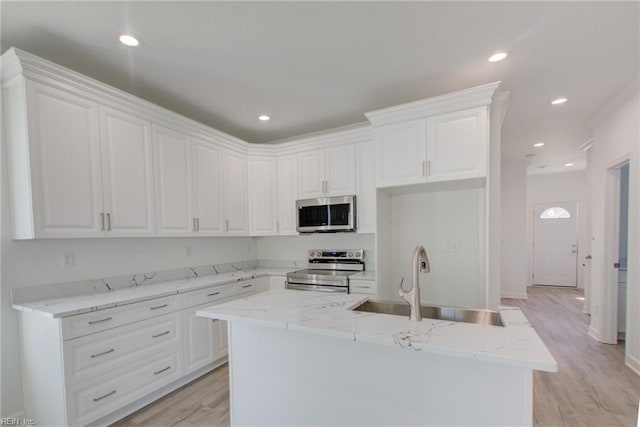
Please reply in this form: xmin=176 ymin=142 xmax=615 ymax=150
xmin=152 ymin=331 xmax=170 ymax=338
xmin=88 ymin=317 xmax=112 ymax=325
xmin=90 ymin=348 xmax=115 ymax=358
xmin=207 ymin=291 xmax=220 ymax=297
xmin=242 ymin=284 xmax=253 ymax=289
xmin=93 ymin=390 xmax=116 ymax=402
xmin=149 ymin=303 xmax=169 ymax=310
xmin=153 ymin=366 xmax=171 ymax=375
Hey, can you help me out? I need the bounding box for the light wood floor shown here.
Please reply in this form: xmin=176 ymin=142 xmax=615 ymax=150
xmin=112 ymin=286 xmax=639 ymax=427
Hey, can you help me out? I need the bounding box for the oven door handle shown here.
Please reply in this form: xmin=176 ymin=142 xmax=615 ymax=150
xmin=286 ymin=283 xmax=349 ymax=293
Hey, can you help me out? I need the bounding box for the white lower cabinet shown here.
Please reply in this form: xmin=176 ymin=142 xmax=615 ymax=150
xmin=350 ymin=279 xmax=377 ymax=295
xmin=18 ymin=276 xmax=268 ymax=426
xmin=269 ymin=275 xmax=286 ymax=291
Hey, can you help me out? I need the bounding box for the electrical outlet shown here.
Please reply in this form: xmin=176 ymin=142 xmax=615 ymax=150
xmin=61 ymin=251 xmax=74 ymax=268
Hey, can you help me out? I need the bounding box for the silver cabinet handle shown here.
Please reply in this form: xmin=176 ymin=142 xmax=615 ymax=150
xmin=93 ymin=390 xmax=116 ymax=402
xmin=90 ymin=348 xmax=115 ymax=358
xmin=100 ymin=213 xmax=106 ymax=231
xmin=422 ymin=161 xmax=427 ymax=177
xmin=196 ymin=218 xmax=200 ymax=231
xmin=149 ymin=303 xmax=168 ymax=310
xmin=276 ymin=220 xmax=280 ymax=233
xmin=242 ymin=284 xmax=253 ymax=288
xmin=225 ymin=219 xmax=229 ymax=232
xmin=192 ymin=218 xmax=197 ymax=232
xmin=153 ymin=366 xmax=171 ymax=375
xmin=152 ymin=331 xmax=170 ymax=338
xmin=427 ymin=160 xmax=431 ymax=176
xmin=207 ymin=291 xmax=220 ymax=297
xmin=88 ymin=317 xmax=112 ymax=325
xmin=106 ymin=213 xmax=112 ymax=231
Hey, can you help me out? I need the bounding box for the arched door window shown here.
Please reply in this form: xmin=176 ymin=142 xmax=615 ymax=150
xmin=539 ymin=207 xmax=571 ymax=219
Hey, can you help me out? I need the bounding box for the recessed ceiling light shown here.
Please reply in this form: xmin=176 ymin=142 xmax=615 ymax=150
xmin=258 ymin=115 xmax=270 ymax=121
xmin=533 ymin=142 xmax=545 ymax=148
xmin=119 ymin=34 xmax=140 ymax=47
xmin=564 ymin=162 xmax=574 ymax=167
xmin=551 ymin=97 xmax=568 ymax=105
xmin=488 ymin=51 xmax=508 ymax=63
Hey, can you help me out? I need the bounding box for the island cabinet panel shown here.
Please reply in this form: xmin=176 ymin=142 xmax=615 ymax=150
xmin=228 ymin=322 xmax=533 ymax=426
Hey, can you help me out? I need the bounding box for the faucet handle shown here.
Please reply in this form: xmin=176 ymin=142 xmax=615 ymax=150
xmin=398 ymin=277 xmax=407 ymax=298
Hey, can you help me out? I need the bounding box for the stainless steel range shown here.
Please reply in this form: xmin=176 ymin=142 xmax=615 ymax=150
xmin=286 ymin=249 xmax=365 ymax=293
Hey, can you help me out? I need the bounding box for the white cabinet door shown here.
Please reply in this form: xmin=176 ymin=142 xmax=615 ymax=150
xmin=426 ymin=107 xmax=488 ymax=182
xmin=183 ymin=305 xmax=216 ymax=374
xmin=355 ymin=141 xmax=376 ymax=234
xmin=153 ymin=125 xmax=194 ymax=236
xmin=297 ymin=149 xmax=325 ymax=198
xmin=325 ymin=144 xmax=356 ymax=196
xmin=99 ymin=106 xmax=155 ymax=237
xmin=222 ymin=150 xmax=248 ymax=235
xmin=277 ymin=154 xmax=298 ymax=235
xmin=192 ymin=138 xmax=224 ymax=235
xmin=248 ymin=156 xmax=278 ymax=236
xmin=26 ymin=81 xmax=104 ymax=237
xmin=374 ymin=119 xmax=427 ymax=188
xmin=213 ymin=320 xmax=228 ymax=360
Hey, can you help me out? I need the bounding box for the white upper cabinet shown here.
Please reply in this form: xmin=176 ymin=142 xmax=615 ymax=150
xmin=248 ymin=156 xmax=278 ymax=236
xmin=153 ymin=124 xmax=194 ymax=236
xmin=277 ymin=154 xmax=299 ymax=235
xmin=426 ymin=107 xmax=488 ymax=182
xmin=222 ymin=149 xmax=248 ymax=235
xmin=366 ymin=83 xmax=499 ymax=189
xmin=374 ymin=119 xmax=426 ymax=188
xmin=192 ymin=138 xmax=224 ymax=235
xmin=355 ymin=140 xmax=376 ymax=234
xmin=14 ymin=81 xmax=104 ymax=238
xmin=99 ymin=106 xmax=155 ymax=237
xmin=297 ymin=146 xmax=355 ymax=199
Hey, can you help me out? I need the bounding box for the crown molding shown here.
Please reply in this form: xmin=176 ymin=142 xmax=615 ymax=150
xmin=364 ymin=81 xmax=501 ymax=126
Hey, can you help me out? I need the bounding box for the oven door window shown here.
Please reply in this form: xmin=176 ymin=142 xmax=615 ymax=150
xmin=298 ymin=203 xmax=350 ymax=227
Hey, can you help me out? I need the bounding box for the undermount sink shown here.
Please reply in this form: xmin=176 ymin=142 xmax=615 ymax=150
xmin=352 ymin=300 xmax=505 ymax=327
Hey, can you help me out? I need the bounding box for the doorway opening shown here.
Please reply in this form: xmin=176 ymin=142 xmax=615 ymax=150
xmin=611 ymin=163 xmax=629 ymax=343
xmin=532 ymin=202 xmax=579 ymax=287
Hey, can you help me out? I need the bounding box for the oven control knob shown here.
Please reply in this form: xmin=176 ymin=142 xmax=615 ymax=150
xmin=354 ymin=251 xmax=362 ymax=258
xmin=347 ymin=251 xmax=353 ymax=258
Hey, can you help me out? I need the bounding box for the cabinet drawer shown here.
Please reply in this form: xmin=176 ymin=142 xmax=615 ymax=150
xmin=236 ymin=279 xmax=264 ymax=296
xmin=67 ymin=348 xmax=182 ymax=426
xmin=350 ymin=280 xmax=377 ymax=295
xmin=180 ymin=283 xmax=236 ymax=309
xmin=63 ymin=312 xmax=180 ymax=385
xmin=61 ymin=294 xmax=179 ymax=340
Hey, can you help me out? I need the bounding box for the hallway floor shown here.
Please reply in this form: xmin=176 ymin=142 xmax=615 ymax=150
xmin=113 ymin=286 xmax=640 ymax=426
xmin=504 ymin=286 xmax=640 ymax=427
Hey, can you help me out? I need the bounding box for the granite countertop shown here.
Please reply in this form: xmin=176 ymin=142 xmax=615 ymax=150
xmin=12 ymin=268 xmax=294 ymax=319
xmin=196 ymin=290 xmax=558 ymax=372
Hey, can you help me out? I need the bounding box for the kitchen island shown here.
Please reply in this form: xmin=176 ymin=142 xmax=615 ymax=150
xmin=197 ymin=290 xmax=557 ymax=426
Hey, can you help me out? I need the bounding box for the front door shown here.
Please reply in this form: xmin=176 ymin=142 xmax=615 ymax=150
xmin=532 ymin=202 xmax=579 ymax=287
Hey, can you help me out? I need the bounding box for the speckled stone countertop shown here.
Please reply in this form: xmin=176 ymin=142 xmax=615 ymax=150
xmin=197 ymin=290 xmax=557 ymax=372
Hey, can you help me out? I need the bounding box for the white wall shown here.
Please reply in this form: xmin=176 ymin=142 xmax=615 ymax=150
xmin=256 ymin=233 xmax=375 ymax=269
xmin=526 ymin=170 xmax=589 ymax=288
xmin=0 ymin=143 xmax=258 ymax=416
xmin=588 ymin=87 xmax=639 ymax=375
xmin=500 ymin=160 xmax=528 ymax=299
xmin=387 ymin=183 xmax=486 ymax=309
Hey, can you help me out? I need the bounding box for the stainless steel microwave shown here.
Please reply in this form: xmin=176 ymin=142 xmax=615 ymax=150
xmin=296 ymin=195 xmax=356 ymax=233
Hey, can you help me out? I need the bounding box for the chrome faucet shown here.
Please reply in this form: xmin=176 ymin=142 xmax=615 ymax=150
xmin=399 ymin=245 xmax=430 ymax=321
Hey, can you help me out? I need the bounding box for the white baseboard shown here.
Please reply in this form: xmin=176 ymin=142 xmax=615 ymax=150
xmin=501 ymin=291 xmax=528 ymax=299
xmin=588 ymin=325 xmax=601 ymax=342
xmin=626 ymin=354 xmax=640 ymax=376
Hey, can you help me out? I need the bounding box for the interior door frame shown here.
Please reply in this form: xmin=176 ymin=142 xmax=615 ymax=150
xmin=602 ymin=157 xmax=630 ymax=344
xmin=531 ymin=201 xmax=580 ymax=287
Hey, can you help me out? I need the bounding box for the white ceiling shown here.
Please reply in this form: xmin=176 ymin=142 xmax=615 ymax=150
xmin=2 ymin=2 xmax=638 ymax=173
